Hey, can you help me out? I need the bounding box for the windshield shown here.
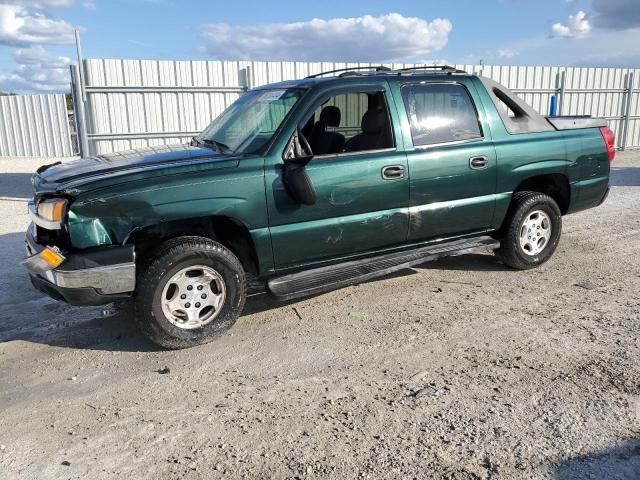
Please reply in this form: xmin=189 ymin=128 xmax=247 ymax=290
xmin=196 ymin=88 xmax=305 ymax=155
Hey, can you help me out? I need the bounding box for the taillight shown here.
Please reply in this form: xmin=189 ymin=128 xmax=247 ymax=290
xmin=599 ymin=126 xmax=615 ymax=163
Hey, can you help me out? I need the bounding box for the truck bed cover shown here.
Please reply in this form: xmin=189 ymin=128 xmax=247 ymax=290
xmin=547 ymin=116 xmax=608 ymax=130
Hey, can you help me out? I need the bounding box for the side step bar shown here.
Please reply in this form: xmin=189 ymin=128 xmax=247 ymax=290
xmin=268 ymin=236 xmax=500 ymax=301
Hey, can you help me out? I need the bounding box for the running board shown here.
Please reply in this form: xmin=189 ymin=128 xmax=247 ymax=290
xmin=267 ymin=236 xmax=499 ymax=301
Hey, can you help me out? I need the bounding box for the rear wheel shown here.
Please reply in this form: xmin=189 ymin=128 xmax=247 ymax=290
xmin=135 ymin=236 xmax=246 ymax=349
xmin=497 ymin=191 xmax=562 ymax=270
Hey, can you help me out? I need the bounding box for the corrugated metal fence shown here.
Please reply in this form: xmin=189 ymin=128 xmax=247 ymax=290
xmin=72 ymin=60 xmax=640 ymax=155
xmin=0 ymin=93 xmax=74 ymax=157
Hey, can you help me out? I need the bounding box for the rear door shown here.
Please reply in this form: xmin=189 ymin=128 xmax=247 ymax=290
xmin=391 ymin=80 xmax=498 ymax=241
xmin=265 ymin=82 xmax=410 ymax=269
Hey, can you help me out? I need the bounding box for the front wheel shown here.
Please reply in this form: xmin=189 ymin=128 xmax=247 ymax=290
xmin=135 ymin=236 xmax=246 ymax=349
xmin=497 ymin=191 xmax=562 ymax=270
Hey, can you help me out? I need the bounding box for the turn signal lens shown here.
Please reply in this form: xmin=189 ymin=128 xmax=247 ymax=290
xmin=21 ymin=246 xmax=66 ymax=273
xmin=37 ymin=198 xmax=68 ymax=222
xmin=40 ymin=246 xmax=66 ymax=268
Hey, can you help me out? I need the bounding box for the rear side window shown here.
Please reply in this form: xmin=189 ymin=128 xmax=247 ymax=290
xmin=401 ymin=83 xmax=482 ymax=146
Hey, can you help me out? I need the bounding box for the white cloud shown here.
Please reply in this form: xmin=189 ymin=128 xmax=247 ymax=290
xmin=550 ymin=10 xmax=591 ymax=39
xmin=81 ymin=0 xmax=95 ymax=10
xmin=0 ymin=45 xmax=70 ymax=92
xmin=14 ymin=44 xmax=70 ymax=66
xmin=200 ymin=13 xmax=452 ymax=62
xmin=2 ymin=1 xmax=74 ymax=8
xmin=0 ymin=3 xmax=76 ymax=46
xmin=496 ymin=49 xmax=518 ymax=58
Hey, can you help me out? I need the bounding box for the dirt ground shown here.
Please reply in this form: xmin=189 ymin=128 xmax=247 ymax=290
xmin=0 ymin=153 xmax=638 ymax=480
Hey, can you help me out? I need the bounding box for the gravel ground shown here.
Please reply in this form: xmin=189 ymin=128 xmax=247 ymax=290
xmin=0 ymin=153 xmax=638 ymax=480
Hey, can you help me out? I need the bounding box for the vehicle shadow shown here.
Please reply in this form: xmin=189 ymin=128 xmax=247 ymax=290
xmin=243 ymin=253 xmax=507 ymax=316
xmin=610 ymin=167 xmax=640 ymax=187
xmin=242 ymin=267 xmax=421 ymax=316
xmin=1 ymin=224 xmax=508 ymax=352
xmin=0 ymin=229 xmax=160 ymax=352
xmin=0 ymin=173 xmax=34 ymax=199
xmin=0 ymin=296 xmax=160 ymax=353
xmin=551 ymin=438 xmax=640 ymax=480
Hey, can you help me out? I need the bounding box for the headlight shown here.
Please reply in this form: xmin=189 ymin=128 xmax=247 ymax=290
xmin=37 ymin=198 xmax=68 ymax=222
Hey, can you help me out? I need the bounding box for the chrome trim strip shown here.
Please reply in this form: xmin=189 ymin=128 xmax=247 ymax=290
xmin=53 ymin=263 xmax=136 ymax=294
xmin=27 ymin=201 xmax=62 ymax=230
xmin=408 ymin=193 xmax=498 ymax=214
xmin=23 ymin=259 xmax=136 ymax=295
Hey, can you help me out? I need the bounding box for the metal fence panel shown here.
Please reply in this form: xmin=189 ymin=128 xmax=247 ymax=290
xmin=79 ymin=60 xmax=640 ymax=155
xmin=0 ymin=93 xmax=73 ymax=157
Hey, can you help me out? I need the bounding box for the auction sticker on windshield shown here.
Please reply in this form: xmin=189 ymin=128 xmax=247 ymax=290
xmin=258 ymin=90 xmax=287 ymax=102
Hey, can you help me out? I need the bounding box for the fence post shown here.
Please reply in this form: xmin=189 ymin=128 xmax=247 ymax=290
xmin=556 ymin=70 xmax=566 ymax=116
xmin=246 ymin=65 xmax=253 ymax=90
xmin=621 ymin=71 xmax=634 ymax=151
xmin=240 ymin=66 xmax=253 ymax=92
xmin=74 ymin=30 xmax=87 ymax=103
xmin=71 ymin=64 xmax=89 ymax=157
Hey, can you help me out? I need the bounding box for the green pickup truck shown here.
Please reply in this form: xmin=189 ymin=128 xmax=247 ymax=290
xmin=23 ymin=65 xmax=614 ymax=349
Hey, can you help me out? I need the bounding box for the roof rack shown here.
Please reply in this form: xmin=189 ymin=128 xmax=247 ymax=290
xmin=306 ymin=66 xmax=392 ymax=79
xmin=396 ymin=65 xmax=468 ymax=74
xmin=306 ymin=64 xmax=468 ymax=79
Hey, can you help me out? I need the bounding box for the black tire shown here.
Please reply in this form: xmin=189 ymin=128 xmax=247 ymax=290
xmin=497 ymin=191 xmax=562 ymax=270
xmin=135 ymin=236 xmax=246 ymax=349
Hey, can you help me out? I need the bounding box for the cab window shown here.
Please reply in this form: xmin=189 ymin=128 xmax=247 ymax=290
xmin=301 ymin=90 xmax=394 ymax=156
xmin=401 ymin=83 xmax=482 ymax=146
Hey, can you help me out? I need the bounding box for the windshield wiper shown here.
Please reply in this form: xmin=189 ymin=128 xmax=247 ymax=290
xmin=205 ymin=139 xmax=232 ymax=153
xmin=192 ymin=136 xmax=232 ymax=154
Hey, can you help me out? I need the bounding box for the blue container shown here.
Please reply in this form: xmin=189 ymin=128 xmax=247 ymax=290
xmin=549 ymin=95 xmax=557 ymax=117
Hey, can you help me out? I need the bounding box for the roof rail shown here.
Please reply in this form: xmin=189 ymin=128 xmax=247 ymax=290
xmin=306 ymin=64 xmax=468 ymax=79
xmin=396 ymin=65 xmax=468 ymax=74
xmin=306 ymin=66 xmax=392 ymax=78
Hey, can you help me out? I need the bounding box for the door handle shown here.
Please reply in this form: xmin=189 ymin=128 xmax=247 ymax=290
xmin=469 ymin=156 xmax=489 ymax=170
xmin=382 ymin=165 xmax=405 ymax=180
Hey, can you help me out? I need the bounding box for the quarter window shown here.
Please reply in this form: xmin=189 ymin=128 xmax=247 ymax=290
xmin=401 ymin=83 xmax=482 ymax=146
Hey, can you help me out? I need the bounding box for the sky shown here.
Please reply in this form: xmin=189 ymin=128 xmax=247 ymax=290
xmin=0 ymin=0 xmax=639 ymax=93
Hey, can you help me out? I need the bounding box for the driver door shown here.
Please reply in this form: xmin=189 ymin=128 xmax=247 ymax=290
xmin=265 ymin=83 xmax=410 ymax=270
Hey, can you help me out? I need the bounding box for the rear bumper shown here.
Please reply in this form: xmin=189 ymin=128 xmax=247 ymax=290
xmin=23 ymin=223 xmax=135 ymax=306
xmin=597 ymin=186 xmax=610 ymax=206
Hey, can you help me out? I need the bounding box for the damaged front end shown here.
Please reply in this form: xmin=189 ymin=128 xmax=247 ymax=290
xmin=23 ymin=221 xmax=136 ymax=306
xmin=23 ymin=171 xmax=136 ymax=306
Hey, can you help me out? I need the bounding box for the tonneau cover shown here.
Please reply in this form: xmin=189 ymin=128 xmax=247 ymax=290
xmin=546 ymin=116 xmax=608 ymax=130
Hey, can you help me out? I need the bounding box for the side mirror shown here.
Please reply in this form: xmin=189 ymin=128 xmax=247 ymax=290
xmin=282 ymin=128 xmax=317 ymax=205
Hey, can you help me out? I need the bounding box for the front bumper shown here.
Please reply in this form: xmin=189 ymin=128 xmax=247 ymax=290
xmin=23 ymin=223 xmax=136 ymax=306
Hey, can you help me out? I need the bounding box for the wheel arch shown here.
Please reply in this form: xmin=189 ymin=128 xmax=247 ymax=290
xmin=126 ymin=215 xmax=260 ymax=275
xmin=513 ymin=173 xmax=571 ymax=215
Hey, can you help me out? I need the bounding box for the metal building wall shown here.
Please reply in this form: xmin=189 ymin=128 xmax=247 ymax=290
xmin=78 ymin=59 xmax=640 ymax=155
xmin=0 ymin=94 xmax=73 ymax=157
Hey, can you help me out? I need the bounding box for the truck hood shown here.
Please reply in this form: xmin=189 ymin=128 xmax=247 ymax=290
xmin=34 ymin=144 xmax=243 ymax=192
